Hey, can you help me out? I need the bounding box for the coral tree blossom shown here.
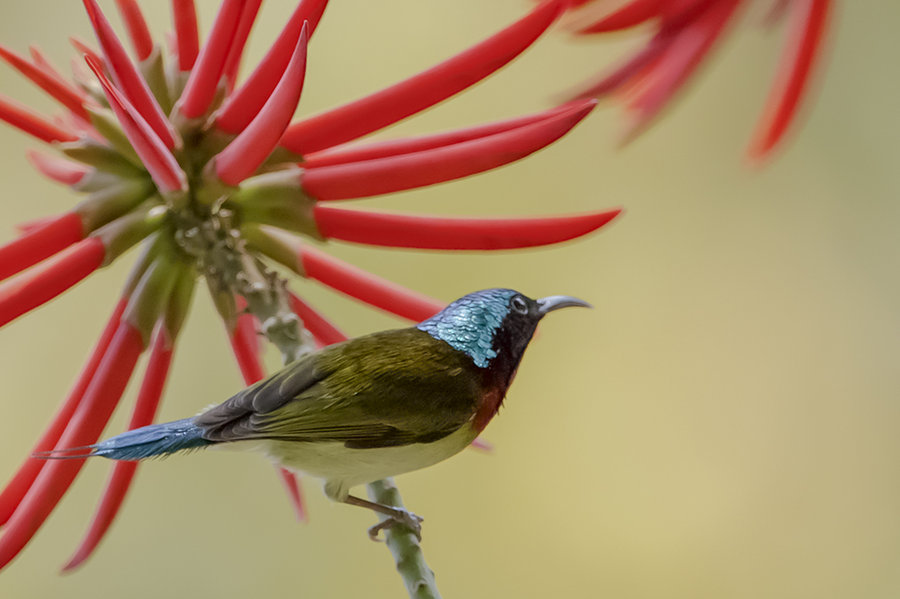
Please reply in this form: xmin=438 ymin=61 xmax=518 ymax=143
xmin=0 ymin=0 xmax=620 ymax=571
xmin=563 ymin=0 xmax=832 ymax=158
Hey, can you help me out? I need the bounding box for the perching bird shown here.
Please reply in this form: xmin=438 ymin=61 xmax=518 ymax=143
xmin=45 ymin=288 xmax=590 ymax=539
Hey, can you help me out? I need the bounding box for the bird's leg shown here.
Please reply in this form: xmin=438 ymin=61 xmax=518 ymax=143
xmin=344 ymin=495 xmax=424 ymax=542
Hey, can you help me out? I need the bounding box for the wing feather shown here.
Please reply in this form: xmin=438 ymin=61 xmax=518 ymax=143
xmin=196 ymin=328 xmax=483 ymax=448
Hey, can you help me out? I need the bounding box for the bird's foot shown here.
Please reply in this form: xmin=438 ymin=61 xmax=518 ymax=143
xmin=367 ymin=508 xmax=424 ymax=542
xmin=343 ymin=494 xmax=424 ymax=542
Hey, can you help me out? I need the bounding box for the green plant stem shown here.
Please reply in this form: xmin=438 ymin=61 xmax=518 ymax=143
xmin=212 ymin=233 xmax=442 ymax=599
xmin=368 ymin=479 xmax=441 ymax=599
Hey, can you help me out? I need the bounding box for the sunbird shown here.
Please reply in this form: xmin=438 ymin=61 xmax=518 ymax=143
xmin=47 ymin=288 xmax=590 ymax=539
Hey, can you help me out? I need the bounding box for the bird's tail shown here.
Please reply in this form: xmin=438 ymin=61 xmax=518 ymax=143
xmin=35 ymin=418 xmax=212 ymax=461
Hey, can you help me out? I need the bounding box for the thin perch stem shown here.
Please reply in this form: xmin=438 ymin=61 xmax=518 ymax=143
xmin=368 ymin=478 xmax=441 ymax=599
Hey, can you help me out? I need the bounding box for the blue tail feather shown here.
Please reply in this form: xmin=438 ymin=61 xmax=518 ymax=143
xmin=89 ymin=418 xmax=212 ymax=461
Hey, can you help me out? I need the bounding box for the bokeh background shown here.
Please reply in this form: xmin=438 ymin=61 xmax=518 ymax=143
xmin=0 ymin=1 xmax=898 ymax=597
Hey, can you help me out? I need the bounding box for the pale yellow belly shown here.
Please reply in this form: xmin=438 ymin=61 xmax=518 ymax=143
xmin=261 ymin=424 xmax=479 ymax=500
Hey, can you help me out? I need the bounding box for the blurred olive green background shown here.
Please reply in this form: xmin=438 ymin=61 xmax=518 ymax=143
xmin=0 ymin=1 xmax=898 ymax=597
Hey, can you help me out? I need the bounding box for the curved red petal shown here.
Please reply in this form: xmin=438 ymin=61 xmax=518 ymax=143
xmin=230 ymin=316 xmax=266 ymax=384
xmin=114 ymin=0 xmax=154 ymax=61
xmin=172 ymin=0 xmax=200 ymax=71
xmin=571 ymin=34 xmax=669 ymax=99
xmin=176 ymin=0 xmax=245 ymax=118
xmin=0 ymin=237 xmax=106 ymax=329
xmin=216 ymin=0 xmax=328 ymax=134
xmin=313 ymin=206 xmax=622 ymax=250
xmin=470 ymin=437 xmax=494 ymax=453
xmin=0 ymin=212 xmax=86 ymax=283
xmin=660 ymin=0 xmax=715 ymax=25
xmin=299 ymin=245 xmax=444 ymax=322
xmin=0 ymin=44 xmax=91 ymax=121
xmin=28 ymin=45 xmax=71 ymax=86
xmin=0 ymin=298 xmax=127 ymax=526
xmin=221 ymin=0 xmax=264 ymax=89
xmin=0 ymin=322 xmax=143 ymax=571
xmin=26 ymin=150 xmax=90 ymax=186
xmin=576 ymin=0 xmax=662 ymax=34
xmin=62 ymin=330 xmax=173 ymax=571
xmin=227 ymin=308 xmax=307 ymax=523
xmin=16 ymin=216 xmax=58 ymax=235
xmin=280 ymin=0 xmax=562 ymax=155
xmin=625 ymin=0 xmax=741 ymax=135
xmin=70 ymin=36 xmax=106 ymax=69
xmin=86 ymin=56 xmax=187 ymax=192
xmin=276 ymin=469 xmax=308 ymax=522
xmin=287 ymin=292 xmax=347 ymax=346
xmin=748 ymin=0 xmax=831 ymax=159
xmin=83 ymin=0 xmax=177 ymax=149
xmin=301 ymin=99 xmax=595 ymax=200
xmin=216 ymin=25 xmax=309 ymax=186
xmin=302 ymin=102 xmax=579 ymax=168
xmin=0 ymin=93 xmax=78 ymax=143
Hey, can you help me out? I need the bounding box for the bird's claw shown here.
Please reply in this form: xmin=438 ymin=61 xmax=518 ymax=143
xmin=367 ymin=509 xmax=424 ymax=542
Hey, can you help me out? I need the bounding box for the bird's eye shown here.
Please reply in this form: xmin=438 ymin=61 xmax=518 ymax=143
xmin=511 ymin=296 xmax=529 ymax=314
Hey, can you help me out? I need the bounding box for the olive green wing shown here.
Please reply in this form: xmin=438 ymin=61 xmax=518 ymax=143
xmin=196 ymin=328 xmax=483 ymax=448
xmin=195 ymin=344 xmax=329 ymax=442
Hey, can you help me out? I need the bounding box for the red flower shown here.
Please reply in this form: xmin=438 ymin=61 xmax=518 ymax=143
xmin=563 ymin=0 xmax=832 ymax=159
xmin=0 ymin=0 xmax=620 ymax=571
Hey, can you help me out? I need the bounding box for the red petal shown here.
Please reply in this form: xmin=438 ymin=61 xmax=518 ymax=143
xmin=301 ymin=99 xmax=595 ymax=200
xmin=302 ymin=102 xmax=579 ymax=168
xmin=0 ymin=298 xmax=127 ymax=526
xmin=0 ymin=93 xmax=78 ymax=143
xmin=86 ymin=56 xmax=187 ymax=192
xmin=70 ymin=36 xmax=106 ymax=69
xmin=62 ymin=329 xmax=174 ymax=571
xmin=0 ymin=212 xmax=86 ymax=283
xmin=227 ymin=308 xmax=308 ymax=523
xmin=280 ymin=0 xmax=563 ymax=155
xmin=25 ymin=150 xmax=90 ymax=186
xmin=748 ymin=0 xmax=831 ymax=159
xmin=114 ymin=0 xmax=154 ymax=61
xmin=215 ymin=24 xmax=309 ymax=186
xmin=660 ymin=0 xmax=715 ymax=24
xmin=82 ymin=0 xmax=177 ymax=149
xmin=176 ymin=0 xmax=245 ymax=118
xmin=230 ymin=315 xmax=266 ymax=384
xmin=570 ymin=34 xmax=669 ymax=99
xmin=0 ymin=322 xmax=143 ymax=571
xmin=28 ymin=45 xmax=71 ymax=85
xmin=470 ymin=437 xmax=494 ymax=453
xmin=16 ymin=216 xmax=58 ymax=235
xmin=215 ymin=0 xmax=328 ymax=134
xmin=0 ymin=237 xmax=106 ymax=329
xmin=313 ymin=206 xmax=622 ymax=250
xmin=172 ymin=0 xmax=200 ymax=71
xmin=299 ymin=245 xmax=444 ymax=322
xmin=221 ymin=0 xmax=264 ymax=89
xmin=276 ymin=469 xmax=308 ymax=522
xmin=287 ymin=292 xmax=347 ymax=346
xmin=576 ymin=0 xmax=663 ymax=34
xmin=764 ymin=0 xmax=792 ymax=26
xmin=625 ymin=0 xmax=741 ymax=135
xmin=0 ymin=45 xmax=92 ymax=121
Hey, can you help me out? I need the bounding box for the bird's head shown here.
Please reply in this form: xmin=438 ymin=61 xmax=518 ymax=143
xmin=417 ymin=288 xmax=591 ymax=376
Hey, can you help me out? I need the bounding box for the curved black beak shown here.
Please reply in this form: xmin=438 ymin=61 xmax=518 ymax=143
xmin=536 ymin=295 xmax=592 ymax=315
